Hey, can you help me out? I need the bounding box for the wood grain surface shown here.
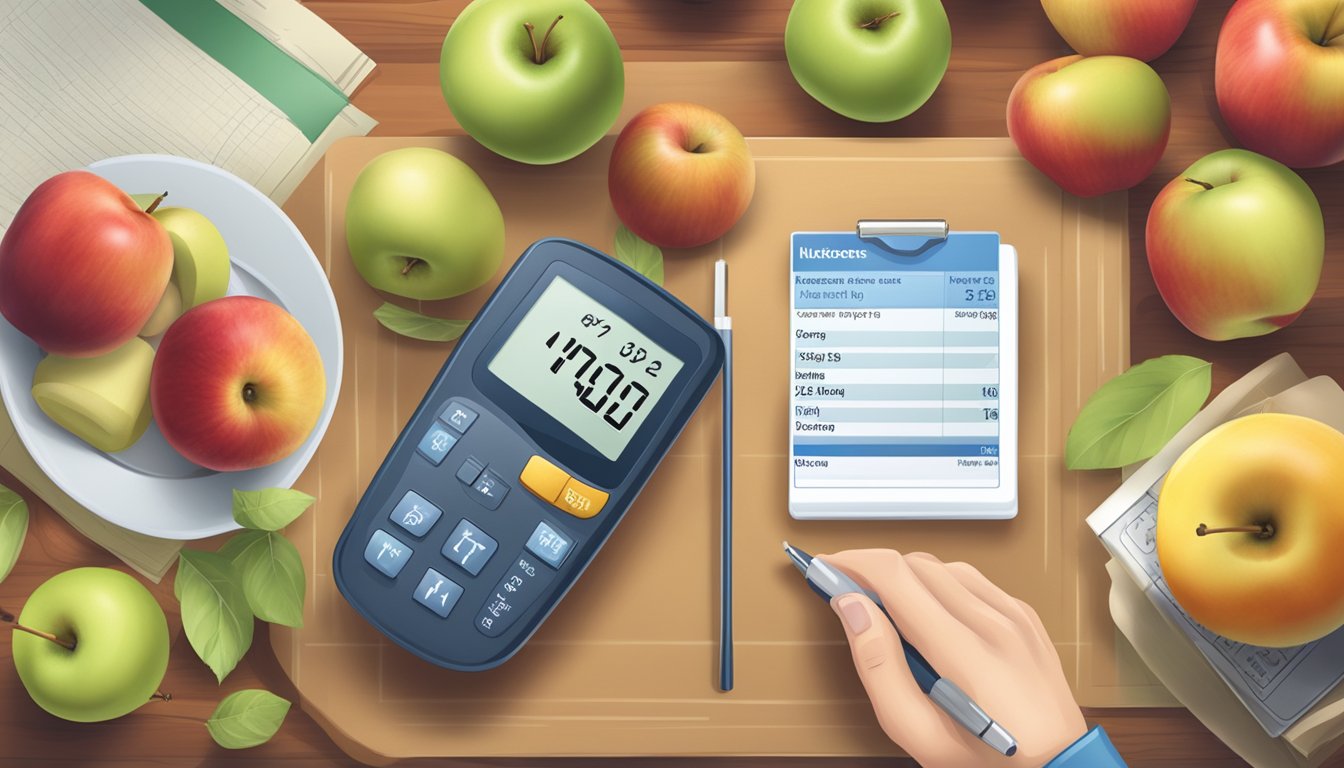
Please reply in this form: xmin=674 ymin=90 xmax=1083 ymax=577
xmin=2 ymin=0 xmax=1342 ymax=765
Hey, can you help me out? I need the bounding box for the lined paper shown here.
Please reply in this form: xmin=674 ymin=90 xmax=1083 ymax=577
xmin=0 ymin=0 xmax=375 ymax=233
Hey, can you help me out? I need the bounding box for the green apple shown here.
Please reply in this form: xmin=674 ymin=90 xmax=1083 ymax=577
xmin=11 ymin=567 xmax=169 ymax=722
xmin=346 ymin=147 xmax=504 ymax=300
xmin=130 ymin=196 xmax=231 ymax=333
xmin=32 ymin=337 xmax=155 ymax=453
xmin=1146 ymin=148 xmax=1324 ymax=341
xmin=785 ymin=0 xmax=951 ymax=123
xmin=439 ymin=0 xmax=624 ymax=164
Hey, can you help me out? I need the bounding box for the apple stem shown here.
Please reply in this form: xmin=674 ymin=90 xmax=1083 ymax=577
xmin=0 ymin=607 xmax=76 ymax=651
xmin=149 ymin=691 xmax=173 ymax=703
xmin=400 ymin=257 xmax=422 ymax=276
xmin=1184 ymin=178 xmax=1214 ymax=191
xmin=144 ymin=191 xmax=168 ymax=215
xmin=1196 ymin=522 xmax=1275 ymax=539
xmin=859 ymin=10 xmax=901 ymax=29
xmin=524 ymin=15 xmax=564 ymax=65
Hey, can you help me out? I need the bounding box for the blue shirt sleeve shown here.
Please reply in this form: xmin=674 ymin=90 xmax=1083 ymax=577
xmin=1044 ymin=726 xmax=1127 ymax=768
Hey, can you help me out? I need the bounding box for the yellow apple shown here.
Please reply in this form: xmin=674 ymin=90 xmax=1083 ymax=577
xmin=1157 ymin=413 xmax=1344 ymax=647
xmin=130 ymin=195 xmax=231 ymax=336
xmin=138 ymin=281 xmax=182 ymax=338
xmin=152 ymin=206 xmax=230 ymax=307
xmin=31 ymin=338 xmax=156 ymax=453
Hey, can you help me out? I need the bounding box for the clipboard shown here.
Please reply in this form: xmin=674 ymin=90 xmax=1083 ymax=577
xmin=788 ymin=220 xmax=1018 ymax=519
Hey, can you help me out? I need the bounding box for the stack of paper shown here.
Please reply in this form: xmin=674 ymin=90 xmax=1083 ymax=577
xmin=0 ymin=0 xmax=376 ymax=230
xmin=1089 ymin=354 xmax=1344 ymax=766
xmin=0 ymin=0 xmax=377 ymax=577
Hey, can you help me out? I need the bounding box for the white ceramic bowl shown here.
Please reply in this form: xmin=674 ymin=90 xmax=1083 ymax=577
xmin=0 ymin=155 xmax=343 ymax=539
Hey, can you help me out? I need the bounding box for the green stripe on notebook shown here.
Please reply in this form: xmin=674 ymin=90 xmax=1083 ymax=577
xmin=139 ymin=0 xmax=348 ymax=142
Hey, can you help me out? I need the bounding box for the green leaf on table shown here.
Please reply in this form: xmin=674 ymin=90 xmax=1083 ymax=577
xmin=615 ymin=225 xmax=664 ymax=285
xmin=217 ymin=530 xmax=305 ymax=628
xmin=373 ymin=303 xmax=469 ymax=342
xmin=206 ymin=689 xmax=291 ymax=749
xmin=232 ymin=488 xmax=314 ymax=531
xmin=175 ymin=549 xmax=254 ymax=683
xmin=1066 ymin=355 xmax=1212 ymax=470
xmin=0 ymin=485 xmax=28 ymax=584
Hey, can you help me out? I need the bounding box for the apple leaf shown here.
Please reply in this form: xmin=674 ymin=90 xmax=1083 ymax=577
xmin=1066 ymin=355 xmax=1212 ymax=470
xmin=373 ymin=303 xmax=469 ymax=343
xmin=206 ymin=689 xmax=291 ymax=749
xmin=232 ymin=488 xmax=314 ymax=531
xmin=218 ymin=530 xmax=305 ymax=628
xmin=0 ymin=484 xmax=28 ymax=585
xmin=175 ymin=549 xmax=254 ymax=683
xmin=615 ymin=225 xmax=664 ymax=285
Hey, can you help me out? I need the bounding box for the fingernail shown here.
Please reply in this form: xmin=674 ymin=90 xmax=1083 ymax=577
xmin=834 ymin=594 xmax=872 ymax=634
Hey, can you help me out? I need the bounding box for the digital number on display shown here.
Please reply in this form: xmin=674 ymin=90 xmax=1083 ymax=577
xmin=489 ymin=276 xmax=684 ymax=460
xmin=544 ymin=323 xmax=664 ymax=432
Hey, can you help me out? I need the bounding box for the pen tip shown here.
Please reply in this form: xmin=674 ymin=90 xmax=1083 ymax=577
xmin=782 ymin=540 xmax=790 ymax=551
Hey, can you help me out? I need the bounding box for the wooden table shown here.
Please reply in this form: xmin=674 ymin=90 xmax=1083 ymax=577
xmin=3 ymin=0 xmax=1342 ymax=765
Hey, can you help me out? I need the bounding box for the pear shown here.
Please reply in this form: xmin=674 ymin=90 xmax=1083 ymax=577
xmin=32 ymin=338 xmax=156 ymax=453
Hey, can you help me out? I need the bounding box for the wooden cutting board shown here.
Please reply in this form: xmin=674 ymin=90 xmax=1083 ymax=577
xmin=273 ymin=135 xmax=1140 ymax=762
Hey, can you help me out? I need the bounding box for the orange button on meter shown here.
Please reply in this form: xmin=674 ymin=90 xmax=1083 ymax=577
xmin=520 ymin=455 xmax=609 ymax=519
xmin=556 ymin=478 xmax=607 ymax=519
xmin=520 ymin=456 xmax=568 ymax=503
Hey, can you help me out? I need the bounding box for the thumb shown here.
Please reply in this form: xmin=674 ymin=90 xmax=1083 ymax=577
xmin=831 ymin=593 xmax=950 ymax=747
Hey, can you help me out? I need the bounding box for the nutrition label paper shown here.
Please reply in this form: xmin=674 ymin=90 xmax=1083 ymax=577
xmin=788 ymin=231 xmax=1017 ymax=519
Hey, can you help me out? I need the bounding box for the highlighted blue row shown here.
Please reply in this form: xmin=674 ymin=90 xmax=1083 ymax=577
xmin=793 ymin=443 xmax=999 ymax=457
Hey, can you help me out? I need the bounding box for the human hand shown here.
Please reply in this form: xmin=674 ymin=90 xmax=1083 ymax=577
xmin=825 ymin=549 xmax=1086 ymax=768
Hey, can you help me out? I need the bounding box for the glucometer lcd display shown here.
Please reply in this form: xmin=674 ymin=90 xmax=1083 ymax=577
xmin=488 ymin=276 xmax=685 ymax=460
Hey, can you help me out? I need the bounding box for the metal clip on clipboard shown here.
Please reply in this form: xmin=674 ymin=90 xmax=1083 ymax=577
xmin=857 ymin=219 xmax=949 ymax=258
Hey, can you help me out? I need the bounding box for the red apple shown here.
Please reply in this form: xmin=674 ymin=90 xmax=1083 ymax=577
xmin=1215 ymin=0 xmax=1344 ymax=168
xmin=608 ymin=102 xmax=755 ymax=249
xmin=0 ymin=172 xmax=172 ymax=357
xmin=1041 ymin=0 xmax=1198 ymax=61
xmin=150 ymin=296 xmax=325 ymax=472
xmin=1007 ymin=55 xmax=1171 ymax=197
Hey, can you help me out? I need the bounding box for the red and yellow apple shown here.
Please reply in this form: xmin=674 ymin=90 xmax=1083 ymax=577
xmin=608 ymin=102 xmax=755 ymax=249
xmin=1146 ymin=149 xmax=1323 ymax=341
xmin=1158 ymin=413 xmax=1344 ymax=647
xmin=0 ymin=172 xmax=172 ymax=357
xmin=1007 ymin=55 xmax=1171 ymax=197
xmin=150 ymin=296 xmax=325 ymax=472
xmin=1041 ymin=0 xmax=1198 ymax=61
xmin=1216 ymin=0 xmax=1344 ymax=169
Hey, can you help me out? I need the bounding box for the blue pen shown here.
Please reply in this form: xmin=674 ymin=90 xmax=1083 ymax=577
xmin=783 ymin=542 xmax=1017 ymax=757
